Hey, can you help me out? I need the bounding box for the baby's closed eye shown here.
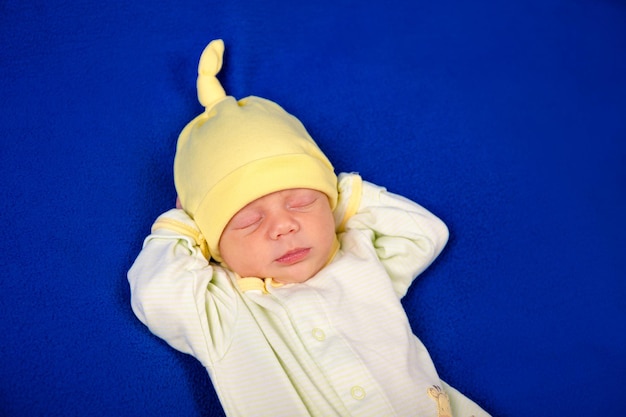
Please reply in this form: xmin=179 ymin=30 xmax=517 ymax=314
xmin=286 ymin=189 xmax=322 ymax=209
xmin=288 ymin=197 xmax=318 ymax=210
xmin=230 ymin=212 xmax=263 ymax=230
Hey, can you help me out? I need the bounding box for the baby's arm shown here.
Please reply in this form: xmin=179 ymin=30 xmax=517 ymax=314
xmin=337 ymin=173 xmax=449 ymax=298
xmin=128 ymin=209 xmax=237 ymax=366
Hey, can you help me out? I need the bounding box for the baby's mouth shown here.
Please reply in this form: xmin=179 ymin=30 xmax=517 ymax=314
xmin=275 ymin=248 xmax=311 ymax=265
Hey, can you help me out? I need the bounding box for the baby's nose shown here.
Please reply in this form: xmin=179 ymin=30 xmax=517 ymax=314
xmin=269 ymin=214 xmax=299 ymax=239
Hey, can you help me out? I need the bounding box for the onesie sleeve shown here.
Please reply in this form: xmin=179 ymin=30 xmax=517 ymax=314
xmin=342 ymin=175 xmax=449 ymax=298
xmin=127 ymin=209 xmax=238 ymax=366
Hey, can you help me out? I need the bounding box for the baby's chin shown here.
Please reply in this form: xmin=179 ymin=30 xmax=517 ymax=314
xmin=268 ymin=264 xmax=324 ymax=285
xmin=232 ymin=252 xmax=329 ymax=284
xmin=271 ymin=273 xmax=315 ymax=285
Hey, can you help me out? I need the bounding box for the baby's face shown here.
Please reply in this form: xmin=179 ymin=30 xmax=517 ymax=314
xmin=219 ymin=188 xmax=336 ymax=284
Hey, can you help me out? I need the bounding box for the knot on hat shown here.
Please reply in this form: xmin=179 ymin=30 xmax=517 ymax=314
xmin=197 ymin=39 xmax=226 ymax=110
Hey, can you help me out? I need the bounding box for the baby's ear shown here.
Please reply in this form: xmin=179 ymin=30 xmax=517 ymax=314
xmin=333 ymin=173 xmax=363 ymax=233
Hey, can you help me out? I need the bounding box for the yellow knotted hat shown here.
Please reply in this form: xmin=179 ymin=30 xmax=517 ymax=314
xmin=174 ymin=39 xmax=338 ymax=261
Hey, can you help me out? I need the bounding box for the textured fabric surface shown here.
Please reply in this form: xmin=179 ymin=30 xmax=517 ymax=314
xmin=1 ymin=1 xmax=625 ymax=416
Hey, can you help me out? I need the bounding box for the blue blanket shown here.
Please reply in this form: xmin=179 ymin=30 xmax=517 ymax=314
xmin=1 ymin=1 xmax=624 ymax=416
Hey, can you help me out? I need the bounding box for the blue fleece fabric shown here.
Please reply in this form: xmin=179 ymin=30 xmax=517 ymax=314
xmin=1 ymin=1 xmax=625 ymax=416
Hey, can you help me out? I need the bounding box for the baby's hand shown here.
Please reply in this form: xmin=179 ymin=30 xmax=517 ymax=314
xmin=176 ymin=196 xmax=182 ymax=209
xmin=334 ymin=173 xmax=363 ymax=232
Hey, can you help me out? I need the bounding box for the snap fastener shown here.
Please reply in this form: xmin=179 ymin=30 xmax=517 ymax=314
xmin=312 ymin=328 xmax=326 ymax=341
xmin=351 ymin=385 xmax=366 ymax=400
